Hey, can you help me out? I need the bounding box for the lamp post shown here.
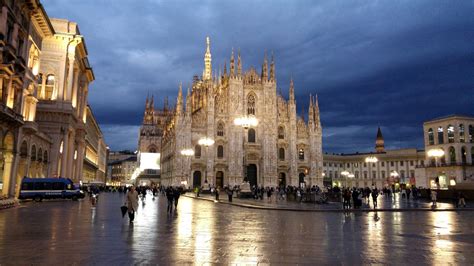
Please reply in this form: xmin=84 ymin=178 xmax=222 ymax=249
xmin=390 ymin=170 xmax=399 ymax=188
xmin=427 ymin=148 xmax=445 ymax=189
xmin=180 ymin=148 xmax=194 ymax=187
xmin=365 ymin=156 xmax=378 ymax=187
xmin=198 ymin=137 xmax=214 ymax=186
xmin=234 ymin=115 xmax=258 ymax=185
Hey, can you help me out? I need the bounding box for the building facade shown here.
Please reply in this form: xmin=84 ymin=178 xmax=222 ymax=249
xmin=0 ymin=1 xmax=105 ymax=198
xmin=421 ymin=115 xmax=474 ymax=189
xmin=159 ymin=38 xmax=323 ymax=188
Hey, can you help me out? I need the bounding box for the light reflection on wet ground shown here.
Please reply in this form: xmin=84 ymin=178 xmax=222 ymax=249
xmin=0 ymin=193 xmax=473 ymax=264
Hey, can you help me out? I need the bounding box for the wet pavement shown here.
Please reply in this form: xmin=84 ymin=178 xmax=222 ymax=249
xmin=188 ymin=192 xmax=470 ymax=211
xmin=0 ymin=192 xmax=473 ymax=264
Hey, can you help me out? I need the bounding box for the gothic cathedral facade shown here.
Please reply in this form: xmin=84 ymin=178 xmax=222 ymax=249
xmin=143 ymin=38 xmax=323 ymax=188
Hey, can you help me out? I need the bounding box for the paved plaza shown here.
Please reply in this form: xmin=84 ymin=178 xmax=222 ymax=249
xmin=0 ymin=193 xmax=473 ymax=264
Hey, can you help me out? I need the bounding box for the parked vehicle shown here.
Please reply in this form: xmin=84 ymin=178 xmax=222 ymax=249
xmin=19 ymin=177 xmax=85 ymax=202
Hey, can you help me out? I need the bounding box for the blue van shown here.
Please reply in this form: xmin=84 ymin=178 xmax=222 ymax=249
xmin=19 ymin=177 xmax=85 ymax=201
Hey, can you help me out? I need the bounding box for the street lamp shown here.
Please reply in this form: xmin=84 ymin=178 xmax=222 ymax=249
xmin=234 ymin=115 xmax=259 ymax=185
xmin=198 ymin=137 xmax=214 ymax=185
xmin=427 ymin=148 xmax=445 ymax=189
xmin=365 ymin=156 xmax=378 ymax=187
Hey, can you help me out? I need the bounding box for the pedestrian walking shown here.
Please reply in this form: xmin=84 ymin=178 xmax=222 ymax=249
xmin=431 ymin=189 xmax=437 ymax=207
xmin=458 ymin=192 xmax=467 ymax=207
xmin=173 ymin=187 xmax=181 ymax=209
xmin=227 ymin=187 xmax=233 ymax=202
xmin=215 ymin=186 xmax=220 ymax=201
xmin=371 ymin=188 xmax=379 ymax=208
xmin=166 ymin=187 xmax=174 ymax=213
xmin=126 ymin=186 xmax=139 ymax=223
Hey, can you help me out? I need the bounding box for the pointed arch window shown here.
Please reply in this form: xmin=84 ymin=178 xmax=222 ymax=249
xmin=195 ymin=145 xmax=201 ymax=158
xmin=278 ymin=126 xmax=285 ymax=139
xmin=279 ymin=148 xmax=285 ymax=161
xmin=217 ymin=145 xmax=224 ymax=158
xmin=248 ymin=128 xmax=256 ymax=143
xmin=247 ymin=94 xmax=256 ymax=115
xmin=31 ymin=145 xmax=37 ymax=161
xmin=217 ymin=122 xmax=224 ymax=137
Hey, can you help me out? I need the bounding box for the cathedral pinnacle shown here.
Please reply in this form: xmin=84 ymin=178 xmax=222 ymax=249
xmin=261 ymin=51 xmax=268 ymax=81
xmin=314 ymin=94 xmax=320 ymax=126
xmin=203 ymin=36 xmax=212 ymax=80
xmin=237 ymin=49 xmax=242 ymax=77
xmin=230 ymin=48 xmax=235 ymax=77
xmin=177 ymin=82 xmax=183 ymax=115
xmin=289 ymin=77 xmax=295 ymax=103
xmin=308 ymin=94 xmax=314 ymax=125
xmin=270 ymin=52 xmax=275 ymax=82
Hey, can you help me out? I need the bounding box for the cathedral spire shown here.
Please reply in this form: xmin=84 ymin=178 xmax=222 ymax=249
xmin=230 ymin=48 xmax=235 ymax=77
xmin=164 ymin=96 xmax=168 ymax=112
xmin=270 ymin=51 xmax=275 ymax=82
xmin=145 ymin=94 xmax=149 ymax=109
xmin=237 ymin=48 xmax=242 ymax=77
xmin=177 ymin=82 xmax=183 ymax=115
xmin=308 ymin=94 xmax=314 ymax=125
xmin=289 ymin=77 xmax=295 ymax=103
xmin=314 ymin=94 xmax=320 ymax=126
xmin=261 ymin=51 xmax=268 ymax=81
xmin=150 ymin=94 xmax=154 ymax=110
xmin=223 ymin=62 xmax=227 ymax=76
xmin=185 ymin=87 xmax=191 ymax=114
xmin=203 ymin=36 xmax=212 ymax=80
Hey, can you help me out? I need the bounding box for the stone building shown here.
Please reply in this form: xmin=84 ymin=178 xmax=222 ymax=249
xmin=0 ymin=1 xmax=105 ymax=198
xmin=421 ymin=115 xmax=474 ymax=189
xmin=158 ymin=37 xmax=323 ymax=188
xmin=82 ymin=105 xmax=107 ymax=184
xmin=109 ymin=155 xmax=137 ymax=185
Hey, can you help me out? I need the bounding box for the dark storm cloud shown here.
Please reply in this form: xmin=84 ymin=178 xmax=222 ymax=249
xmin=42 ymin=0 xmax=474 ymax=152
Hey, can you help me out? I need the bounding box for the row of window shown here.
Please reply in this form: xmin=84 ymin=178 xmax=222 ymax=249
xmin=428 ymin=124 xmax=474 ymax=145
xmin=324 ymin=160 xmax=422 ymax=168
xmin=325 ymin=170 xmax=415 ymax=179
xmin=193 ymin=145 xmax=306 ymax=160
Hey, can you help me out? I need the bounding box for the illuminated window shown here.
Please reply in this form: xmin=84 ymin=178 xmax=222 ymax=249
xmin=469 ymin=125 xmax=473 ymax=143
xmin=45 ymin=74 xmax=55 ymax=100
xmin=438 ymin=127 xmax=444 ymax=144
xmin=459 ymin=124 xmax=465 ymax=143
xmin=447 ymin=125 xmax=454 ymax=143
xmin=298 ymin=148 xmax=304 ymax=160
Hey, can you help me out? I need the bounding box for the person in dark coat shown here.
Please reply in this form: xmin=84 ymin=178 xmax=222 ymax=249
xmin=227 ymin=187 xmax=233 ymax=202
xmin=166 ymin=187 xmax=174 ymax=213
xmin=173 ymin=187 xmax=181 ymax=209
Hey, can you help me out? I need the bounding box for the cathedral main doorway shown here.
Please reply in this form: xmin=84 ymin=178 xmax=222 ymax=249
xmin=216 ymin=171 xmax=224 ymax=188
xmin=246 ymin=164 xmax=257 ymax=187
xmin=278 ymin=172 xmax=286 ymax=187
xmin=193 ymin=171 xmax=202 ymax=188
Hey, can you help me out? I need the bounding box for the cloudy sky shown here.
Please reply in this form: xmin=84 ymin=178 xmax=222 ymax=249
xmin=42 ymin=0 xmax=473 ymax=153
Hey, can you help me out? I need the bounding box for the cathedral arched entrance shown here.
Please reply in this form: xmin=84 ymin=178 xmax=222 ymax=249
xmin=193 ymin=171 xmax=202 ymax=188
xmin=278 ymin=172 xmax=286 ymax=187
xmin=246 ymin=164 xmax=257 ymax=187
xmin=215 ymin=171 xmax=224 ymax=188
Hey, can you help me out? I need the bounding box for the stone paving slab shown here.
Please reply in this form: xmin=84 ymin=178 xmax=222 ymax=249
xmin=184 ymin=192 xmax=474 ymax=212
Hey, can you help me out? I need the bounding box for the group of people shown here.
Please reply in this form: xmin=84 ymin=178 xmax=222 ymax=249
xmin=124 ymin=185 xmax=184 ymax=223
xmin=341 ymin=187 xmax=379 ymax=209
